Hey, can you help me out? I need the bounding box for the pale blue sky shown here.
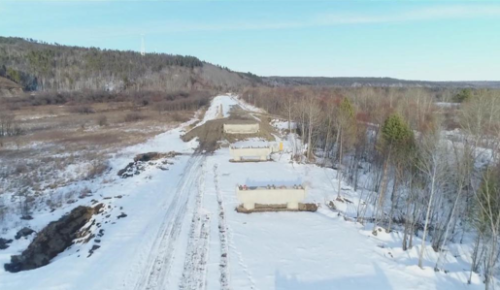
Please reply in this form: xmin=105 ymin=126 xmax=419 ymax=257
xmin=1 ymin=1 xmax=499 ymax=81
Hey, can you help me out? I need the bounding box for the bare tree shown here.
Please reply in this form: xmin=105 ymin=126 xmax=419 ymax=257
xmin=472 ymin=166 xmax=500 ymax=290
xmin=335 ymin=98 xmax=357 ymax=198
xmin=0 ymin=111 xmax=14 ymax=147
xmin=415 ymin=128 xmax=448 ymax=269
xmin=305 ymin=96 xmax=321 ymax=161
xmin=433 ymin=140 xmax=473 ymax=270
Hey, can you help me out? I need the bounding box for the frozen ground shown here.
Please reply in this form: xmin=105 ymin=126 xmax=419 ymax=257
xmin=0 ymin=95 xmax=489 ymax=290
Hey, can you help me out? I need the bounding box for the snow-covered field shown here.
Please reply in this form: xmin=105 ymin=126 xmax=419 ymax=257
xmin=0 ymin=95 xmax=487 ymax=290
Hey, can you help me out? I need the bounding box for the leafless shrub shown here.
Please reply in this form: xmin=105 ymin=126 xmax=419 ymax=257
xmin=0 ymin=197 xmax=6 ymax=223
xmin=79 ymin=187 xmax=92 ymax=198
xmin=170 ymin=112 xmax=189 ymax=122
xmin=7 ymin=103 xmax=21 ymax=111
xmin=47 ymin=191 xmax=64 ymax=210
xmin=18 ymin=194 xmax=34 ymax=220
xmin=68 ymin=105 xmax=95 ymax=114
xmin=65 ymin=190 xmax=76 ymax=200
xmin=14 ymin=164 xmax=29 ymax=175
xmin=86 ymin=159 xmax=110 ymax=180
xmin=97 ymin=115 xmax=108 ymax=127
xmin=0 ymin=111 xmax=15 ymax=141
xmin=124 ymin=112 xmax=144 ymax=122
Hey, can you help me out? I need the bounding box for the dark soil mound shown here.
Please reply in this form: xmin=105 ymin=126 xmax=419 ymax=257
xmin=4 ymin=205 xmax=99 ymax=273
xmin=133 ymin=151 xmax=179 ymax=162
xmin=15 ymin=227 xmax=35 ymax=240
xmin=0 ymin=238 xmax=13 ymax=250
xmin=118 ymin=151 xmax=179 ymax=178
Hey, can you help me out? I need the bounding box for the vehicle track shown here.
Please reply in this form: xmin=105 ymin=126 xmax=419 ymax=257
xmin=133 ymin=154 xmax=204 ymax=290
xmin=213 ymin=164 xmax=232 ymax=290
xmin=179 ymin=158 xmax=211 ymax=290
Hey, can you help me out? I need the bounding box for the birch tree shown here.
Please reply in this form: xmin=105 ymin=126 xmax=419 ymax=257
xmin=335 ymin=98 xmax=357 ymax=198
xmin=415 ymin=128 xmax=448 ymax=269
xmin=473 ymin=167 xmax=500 ymax=290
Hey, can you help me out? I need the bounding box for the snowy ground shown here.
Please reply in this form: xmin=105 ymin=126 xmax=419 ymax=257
xmin=196 ymin=94 xmax=239 ymax=127
xmin=0 ymin=95 xmax=488 ymax=290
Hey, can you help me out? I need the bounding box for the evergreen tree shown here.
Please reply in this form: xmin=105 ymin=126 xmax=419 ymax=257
xmin=454 ymin=88 xmax=473 ymax=103
xmin=373 ymin=113 xmax=414 ymax=232
xmin=380 ymin=113 xmax=414 ymax=153
xmin=6 ymin=67 xmax=21 ymax=84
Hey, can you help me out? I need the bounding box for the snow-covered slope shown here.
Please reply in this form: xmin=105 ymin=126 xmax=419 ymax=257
xmin=0 ymin=95 xmax=486 ymax=290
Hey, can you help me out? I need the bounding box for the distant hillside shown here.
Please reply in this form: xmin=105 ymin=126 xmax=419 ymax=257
xmin=264 ymin=76 xmax=500 ymax=89
xmin=0 ymin=37 xmax=257 ymax=94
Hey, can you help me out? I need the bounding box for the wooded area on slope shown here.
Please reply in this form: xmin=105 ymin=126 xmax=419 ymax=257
xmin=0 ymin=37 xmax=256 ymax=93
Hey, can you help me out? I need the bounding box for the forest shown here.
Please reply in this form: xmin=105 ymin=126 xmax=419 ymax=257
xmin=264 ymin=76 xmax=500 ymax=89
xmin=241 ymin=86 xmax=500 ymax=289
xmin=0 ymin=37 xmax=252 ymax=93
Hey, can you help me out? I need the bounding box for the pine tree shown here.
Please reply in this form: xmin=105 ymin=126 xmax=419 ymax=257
xmin=373 ymin=113 xmax=414 ymax=233
xmin=454 ymin=88 xmax=472 ymax=103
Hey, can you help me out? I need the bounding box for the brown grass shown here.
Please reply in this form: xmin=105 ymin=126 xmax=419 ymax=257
xmin=0 ymin=100 xmax=197 ymax=203
xmin=0 ymin=91 xmax=210 ymax=223
xmin=124 ymin=112 xmax=144 ymax=122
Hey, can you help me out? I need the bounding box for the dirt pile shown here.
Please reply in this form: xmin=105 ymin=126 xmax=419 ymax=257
xmin=133 ymin=151 xmax=179 ymax=162
xmin=4 ymin=205 xmax=100 ymax=273
xmin=182 ymin=114 xmax=275 ymax=153
xmin=118 ymin=151 xmax=179 ymax=178
xmin=15 ymin=227 xmax=35 ymax=240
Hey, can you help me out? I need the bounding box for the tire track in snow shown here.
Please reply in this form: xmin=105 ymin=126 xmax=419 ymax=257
xmin=133 ymin=155 xmax=204 ymax=290
xmin=213 ymin=164 xmax=234 ymax=290
xmin=179 ymin=158 xmax=211 ymax=290
xmin=214 ymin=164 xmax=258 ymax=290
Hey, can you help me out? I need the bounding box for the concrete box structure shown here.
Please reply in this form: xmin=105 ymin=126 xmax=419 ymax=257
xmin=230 ymin=146 xmax=274 ymax=161
xmin=236 ymin=185 xmax=306 ymax=210
xmin=223 ymin=123 xmax=259 ymax=134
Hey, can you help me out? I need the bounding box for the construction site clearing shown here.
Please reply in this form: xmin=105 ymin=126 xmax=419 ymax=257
xmin=184 ymin=101 xmax=316 ymax=214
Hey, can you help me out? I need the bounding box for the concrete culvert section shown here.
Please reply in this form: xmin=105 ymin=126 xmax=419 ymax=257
xmin=229 ymin=144 xmax=278 ymax=161
xmin=236 ymin=184 xmax=308 ymax=211
xmin=223 ymin=123 xmax=259 ymax=134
